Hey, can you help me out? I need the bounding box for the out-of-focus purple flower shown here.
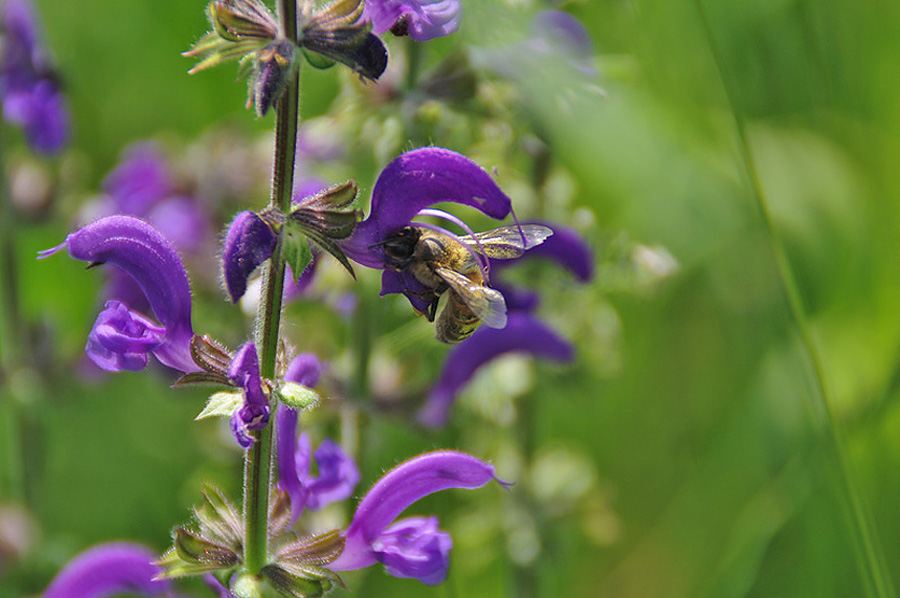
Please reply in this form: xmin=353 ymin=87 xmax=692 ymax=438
xmin=418 ymin=222 xmax=593 ymax=426
xmin=0 ymin=0 xmax=69 ymax=154
xmin=329 ymin=450 xmax=506 ymax=584
xmin=103 ymin=144 xmax=173 ymax=215
xmin=364 ymin=0 xmax=461 ymax=41
xmin=42 ymin=542 xmax=176 ymax=598
xmin=228 ymin=343 xmax=270 ymax=448
xmin=418 ymin=312 xmax=574 ymax=426
xmin=340 ymin=148 xmax=512 ymax=269
xmin=277 ymin=353 xmax=360 ymax=521
xmin=221 ymin=211 xmax=278 ymax=303
xmin=38 ymin=216 xmax=198 ymax=374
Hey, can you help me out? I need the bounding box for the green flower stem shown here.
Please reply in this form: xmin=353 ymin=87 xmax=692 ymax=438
xmin=695 ymin=2 xmax=896 ymax=596
xmin=243 ymin=0 xmax=301 ymax=575
xmin=405 ymin=37 xmax=423 ymax=92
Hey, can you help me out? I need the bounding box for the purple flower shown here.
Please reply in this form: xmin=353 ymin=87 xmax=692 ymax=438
xmin=0 ymin=0 xmax=69 ymax=154
xmin=418 ymin=222 xmax=593 ymax=426
xmin=221 ymin=211 xmax=278 ymax=303
xmin=38 ymin=216 xmax=198 ymax=374
xmin=228 ymin=343 xmax=271 ymax=448
xmin=341 ymin=148 xmax=512 ymax=269
xmin=364 ymin=0 xmax=461 ymax=41
xmin=329 ymin=450 xmax=506 ymax=584
xmin=41 ymin=542 xmax=176 ymax=598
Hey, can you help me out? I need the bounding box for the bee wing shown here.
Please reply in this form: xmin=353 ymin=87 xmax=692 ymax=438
xmin=458 ymin=224 xmax=553 ymax=259
xmin=434 ymin=266 xmax=508 ymax=329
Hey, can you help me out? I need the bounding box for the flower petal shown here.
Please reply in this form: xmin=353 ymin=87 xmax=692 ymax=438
xmin=365 ymin=0 xmax=460 ymax=42
xmin=85 ymin=301 xmax=166 ymax=372
xmin=284 ymin=353 xmax=324 ymax=388
xmin=372 ymin=516 xmax=451 ymax=585
xmin=228 ymin=343 xmax=270 ymax=433
xmin=418 ymin=312 xmax=574 ymax=427
xmin=304 ymin=437 xmax=360 ymax=510
xmin=340 ymin=148 xmax=512 ymax=268
xmin=55 ymin=215 xmax=196 ymax=373
xmin=42 ymin=542 xmax=173 ymax=598
xmin=276 ymin=404 xmax=309 ymax=522
xmin=103 ymin=143 xmax=173 ymax=215
xmin=221 ymin=211 xmax=278 ymax=303
xmin=516 ymin=222 xmax=593 ymax=282
xmin=330 ymin=450 xmax=503 ymax=571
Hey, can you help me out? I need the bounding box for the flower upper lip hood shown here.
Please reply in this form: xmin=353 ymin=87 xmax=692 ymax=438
xmin=41 ymin=542 xmax=174 ymax=598
xmin=338 ymin=147 xmax=513 ymax=269
xmin=38 ymin=215 xmax=198 ymax=373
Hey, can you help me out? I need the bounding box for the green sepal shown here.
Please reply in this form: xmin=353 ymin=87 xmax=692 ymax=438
xmin=301 ymin=47 xmax=336 ymax=70
xmin=196 ymin=390 xmax=244 ymax=421
xmin=191 ymin=334 xmax=234 ymax=377
xmin=275 ymin=382 xmax=319 ymax=411
xmin=281 ymin=222 xmax=314 ymax=281
xmin=274 ymin=529 xmax=345 ymax=567
xmin=173 ymin=371 xmax=232 ymax=388
xmin=261 ymin=564 xmax=327 ymax=598
xmin=195 ymin=485 xmax=243 ymax=548
xmin=173 ymin=527 xmax=239 ymax=570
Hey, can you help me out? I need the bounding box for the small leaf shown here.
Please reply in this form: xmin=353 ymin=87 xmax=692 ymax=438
xmin=301 ymin=47 xmax=336 ymax=70
xmin=276 ymin=382 xmax=319 ymax=410
xmin=281 ymin=222 xmax=314 ymax=281
xmin=196 ymin=391 xmax=244 ymax=420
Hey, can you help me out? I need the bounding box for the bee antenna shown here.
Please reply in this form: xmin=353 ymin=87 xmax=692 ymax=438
xmin=414 ymin=208 xmax=492 ymax=281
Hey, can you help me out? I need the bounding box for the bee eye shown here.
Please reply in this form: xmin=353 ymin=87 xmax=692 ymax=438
xmin=383 ymin=241 xmax=412 ymax=261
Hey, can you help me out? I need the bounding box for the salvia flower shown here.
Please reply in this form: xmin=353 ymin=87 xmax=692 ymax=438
xmin=0 ymin=0 xmax=69 ymax=154
xmin=227 ymin=343 xmax=271 ymax=448
xmin=329 ymin=450 xmax=507 ymax=584
xmin=418 ymin=222 xmax=594 ymax=426
xmin=38 ymin=216 xmax=199 ymax=374
xmin=364 ymin=0 xmax=461 ymax=42
xmin=42 ymin=542 xmax=177 ymax=598
xmin=185 ymin=0 xmax=387 ymax=116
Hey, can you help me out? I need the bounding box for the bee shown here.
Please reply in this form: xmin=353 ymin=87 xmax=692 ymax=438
xmin=379 ymin=224 xmax=552 ymax=343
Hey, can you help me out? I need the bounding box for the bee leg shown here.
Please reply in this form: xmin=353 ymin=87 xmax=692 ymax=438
xmin=423 ymin=296 xmax=440 ymax=322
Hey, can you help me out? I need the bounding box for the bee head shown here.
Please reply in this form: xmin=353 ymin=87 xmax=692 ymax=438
xmin=374 ymin=226 xmax=421 ymax=269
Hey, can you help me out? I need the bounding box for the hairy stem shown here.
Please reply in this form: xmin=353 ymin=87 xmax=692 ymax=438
xmin=694 ymin=2 xmax=896 ymax=596
xmin=243 ymin=0 xmax=300 ymax=575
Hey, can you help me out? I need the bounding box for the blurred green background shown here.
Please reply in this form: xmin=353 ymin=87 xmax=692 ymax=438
xmin=2 ymin=0 xmax=900 ymax=596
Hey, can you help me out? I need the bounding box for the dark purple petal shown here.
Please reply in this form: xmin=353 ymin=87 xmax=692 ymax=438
xmin=330 ymin=451 xmax=503 ymax=571
xmin=230 ymin=410 xmax=256 ymax=449
xmin=85 ymin=301 xmax=165 ymax=372
xmin=284 ymin=352 xmax=324 ymax=388
xmin=304 ymin=437 xmax=360 ymax=511
xmin=44 ymin=215 xmax=196 ymax=373
xmin=380 ymin=269 xmax=434 ymax=314
xmin=418 ymin=312 xmax=574 ymax=427
xmin=364 ymin=0 xmax=460 ymax=41
xmin=228 ymin=343 xmax=270 ymax=433
xmin=340 ymin=148 xmax=512 ymax=268
xmin=103 ymin=143 xmax=173 ymax=215
xmin=276 ymin=404 xmax=309 ymax=522
xmin=42 ymin=542 xmax=174 ymax=598
xmin=222 ymin=211 xmax=277 ymax=303
xmin=204 ymin=574 xmax=236 ymax=598
xmin=516 ymin=222 xmax=593 ymax=282
xmin=372 ymin=516 xmax=451 ymax=585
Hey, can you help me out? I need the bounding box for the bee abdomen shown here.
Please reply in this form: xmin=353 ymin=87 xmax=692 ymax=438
xmin=435 ymin=294 xmax=480 ymax=344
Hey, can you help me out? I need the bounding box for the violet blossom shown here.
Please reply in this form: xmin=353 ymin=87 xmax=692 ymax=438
xmin=418 ymin=223 xmax=594 ymax=427
xmin=228 ymin=343 xmax=271 ymax=449
xmin=364 ymin=0 xmax=461 ymax=42
xmin=38 ymin=215 xmax=199 ymax=374
xmin=0 ymin=0 xmax=69 ymax=154
xmin=41 ymin=543 xmax=178 ymax=598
